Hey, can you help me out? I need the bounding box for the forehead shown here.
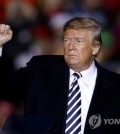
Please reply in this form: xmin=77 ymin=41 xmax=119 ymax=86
xmin=63 ymin=28 xmax=91 ymax=38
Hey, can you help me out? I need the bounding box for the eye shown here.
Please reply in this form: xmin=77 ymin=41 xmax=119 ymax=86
xmin=77 ymin=40 xmax=81 ymax=43
xmin=76 ymin=39 xmax=82 ymax=44
xmin=75 ymin=38 xmax=82 ymax=44
xmin=63 ymin=38 xmax=70 ymax=43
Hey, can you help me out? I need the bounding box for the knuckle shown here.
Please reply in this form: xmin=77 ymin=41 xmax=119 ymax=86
xmin=6 ymin=25 xmax=10 ymax=29
xmin=1 ymin=24 xmax=6 ymax=28
xmin=0 ymin=24 xmax=10 ymax=29
xmin=1 ymin=24 xmax=5 ymax=26
xmin=0 ymin=24 xmax=3 ymax=28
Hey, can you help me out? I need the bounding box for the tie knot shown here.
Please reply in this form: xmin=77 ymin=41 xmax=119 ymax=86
xmin=73 ymin=72 xmax=80 ymax=79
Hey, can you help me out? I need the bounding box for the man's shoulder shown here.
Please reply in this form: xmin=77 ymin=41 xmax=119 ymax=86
xmin=30 ymin=55 xmax=64 ymax=61
xmin=95 ymin=60 xmax=120 ymax=83
xmin=26 ymin=55 xmax=65 ymax=68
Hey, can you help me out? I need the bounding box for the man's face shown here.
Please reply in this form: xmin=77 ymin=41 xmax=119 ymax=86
xmin=63 ymin=29 xmax=99 ymax=71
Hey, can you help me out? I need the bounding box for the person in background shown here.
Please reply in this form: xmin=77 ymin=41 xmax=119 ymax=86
xmin=0 ymin=18 xmax=120 ymax=134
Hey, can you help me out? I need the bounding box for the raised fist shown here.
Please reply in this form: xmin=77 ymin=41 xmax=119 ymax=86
xmin=0 ymin=24 xmax=13 ymax=48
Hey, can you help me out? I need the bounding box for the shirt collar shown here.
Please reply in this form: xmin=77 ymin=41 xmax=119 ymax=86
xmin=0 ymin=48 xmax=2 ymax=57
xmin=70 ymin=61 xmax=97 ymax=82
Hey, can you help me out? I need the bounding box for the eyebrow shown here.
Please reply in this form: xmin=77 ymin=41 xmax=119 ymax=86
xmin=74 ymin=37 xmax=83 ymax=40
xmin=63 ymin=36 xmax=83 ymax=38
xmin=63 ymin=37 xmax=83 ymax=41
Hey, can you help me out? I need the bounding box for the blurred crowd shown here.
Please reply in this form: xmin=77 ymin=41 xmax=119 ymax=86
xmin=0 ymin=0 xmax=120 ymax=70
xmin=0 ymin=0 xmax=120 ymax=131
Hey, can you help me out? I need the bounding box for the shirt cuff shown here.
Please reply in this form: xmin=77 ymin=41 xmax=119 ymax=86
xmin=0 ymin=48 xmax=2 ymax=57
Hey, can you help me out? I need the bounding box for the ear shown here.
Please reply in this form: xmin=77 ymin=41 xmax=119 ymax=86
xmin=92 ymin=44 xmax=101 ymax=56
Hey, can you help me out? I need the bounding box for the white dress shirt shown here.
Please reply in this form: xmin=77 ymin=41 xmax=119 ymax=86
xmin=69 ymin=61 xmax=97 ymax=134
xmin=0 ymin=48 xmax=2 ymax=56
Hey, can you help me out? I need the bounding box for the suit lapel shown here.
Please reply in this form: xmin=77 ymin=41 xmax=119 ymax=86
xmin=84 ymin=62 xmax=113 ymax=134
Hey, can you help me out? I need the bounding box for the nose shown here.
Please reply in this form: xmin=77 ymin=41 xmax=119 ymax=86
xmin=68 ymin=40 xmax=75 ymax=50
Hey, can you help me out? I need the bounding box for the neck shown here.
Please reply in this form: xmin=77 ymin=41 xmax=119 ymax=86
xmin=69 ymin=60 xmax=94 ymax=72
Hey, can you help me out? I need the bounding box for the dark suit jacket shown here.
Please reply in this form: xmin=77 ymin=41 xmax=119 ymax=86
xmin=1 ymin=55 xmax=120 ymax=134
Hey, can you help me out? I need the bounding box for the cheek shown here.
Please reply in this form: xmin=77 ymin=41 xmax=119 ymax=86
xmin=63 ymin=44 xmax=66 ymax=50
xmin=84 ymin=47 xmax=93 ymax=54
xmin=63 ymin=45 xmax=68 ymax=53
xmin=78 ymin=47 xmax=93 ymax=58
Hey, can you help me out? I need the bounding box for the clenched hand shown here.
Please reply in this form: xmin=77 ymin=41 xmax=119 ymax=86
xmin=0 ymin=24 xmax=13 ymax=48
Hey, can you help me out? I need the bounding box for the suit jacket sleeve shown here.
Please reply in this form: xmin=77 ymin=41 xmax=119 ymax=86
xmin=0 ymin=56 xmax=34 ymax=102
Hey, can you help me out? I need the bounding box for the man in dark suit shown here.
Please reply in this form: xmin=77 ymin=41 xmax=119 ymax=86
xmin=0 ymin=18 xmax=120 ymax=134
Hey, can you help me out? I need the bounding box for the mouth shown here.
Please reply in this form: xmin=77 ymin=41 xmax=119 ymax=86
xmin=68 ymin=55 xmax=76 ymax=57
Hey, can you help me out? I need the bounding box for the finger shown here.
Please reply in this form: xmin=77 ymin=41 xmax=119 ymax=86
xmin=0 ymin=24 xmax=6 ymax=34
xmin=4 ymin=25 xmax=11 ymax=36
xmin=7 ymin=29 xmax=13 ymax=40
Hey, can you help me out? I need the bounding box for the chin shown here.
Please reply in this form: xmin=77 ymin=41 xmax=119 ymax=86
xmin=67 ymin=59 xmax=78 ymax=66
xmin=65 ymin=55 xmax=78 ymax=63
